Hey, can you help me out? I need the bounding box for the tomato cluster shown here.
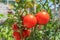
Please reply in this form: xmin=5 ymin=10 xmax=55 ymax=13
xmin=23 ymin=10 xmax=50 ymax=28
xmin=12 ymin=23 xmax=31 ymax=40
xmin=12 ymin=10 xmax=50 ymax=40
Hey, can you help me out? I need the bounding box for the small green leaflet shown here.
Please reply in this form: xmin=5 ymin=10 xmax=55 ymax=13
xmin=0 ymin=14 xmax=4 ymax=18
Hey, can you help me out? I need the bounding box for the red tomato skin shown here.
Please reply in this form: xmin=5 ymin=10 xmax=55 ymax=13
xmin=15 ymin=38 xmax=21 ymax=40
xmin=23 ymin=14 xmax=37 ymax=28
xmin=12 ymin=23 xmax=19 ymax=30
xmin=22 ymin=30 xmax=31 ymax=38
xmin=13 ymin=31 xmax=21 ymax=40
xmin=36 ymin=11 xmax=50 ymax=25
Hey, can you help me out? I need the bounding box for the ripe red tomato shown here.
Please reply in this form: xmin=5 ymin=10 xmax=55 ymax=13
xmin=22 ymin=30 xmax=31 ymax=38
xmin=23 ymin=14 xmax=37 ymax=28
xmin=36 ymin=10 xmax=50 ymax=25
xmin=12 ymin=23 xmax=19 ymax=31
xmin=13 ymin=31 xmax=21 ymax=40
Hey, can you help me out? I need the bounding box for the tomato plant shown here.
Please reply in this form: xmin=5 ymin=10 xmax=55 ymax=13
xmin=0 ymin=0 xmax=59 ymax=40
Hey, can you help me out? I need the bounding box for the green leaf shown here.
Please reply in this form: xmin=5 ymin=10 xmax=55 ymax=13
xmin=0 ymin=14 xmax=4 ymax=18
